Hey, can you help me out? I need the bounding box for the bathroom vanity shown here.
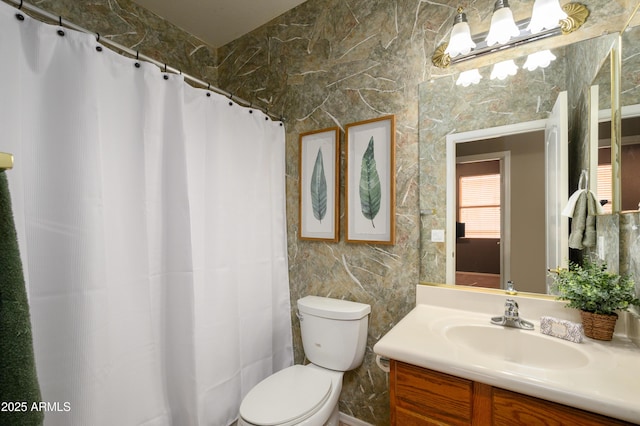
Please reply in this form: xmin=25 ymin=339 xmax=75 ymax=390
xmin=390 ymin=361 xmax=633 ymax=425
xmin=374 ymin=285 xmax=640 ymax=425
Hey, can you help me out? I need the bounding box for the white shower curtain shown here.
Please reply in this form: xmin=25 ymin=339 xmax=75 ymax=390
xmin=0 ymin=3 xmax=293 ymax=425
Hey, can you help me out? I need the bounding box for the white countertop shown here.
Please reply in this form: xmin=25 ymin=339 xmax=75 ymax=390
xmin=373 ymin=285 xmax=640 ymax=424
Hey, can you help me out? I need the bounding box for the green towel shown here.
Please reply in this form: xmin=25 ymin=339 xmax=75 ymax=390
xmin=0 ymin=171 xmax=44 ymax=426
xmin=568 ymin=190 xmax=598 ymax=250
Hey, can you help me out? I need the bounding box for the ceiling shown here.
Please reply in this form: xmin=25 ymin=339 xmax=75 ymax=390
xmin=132 ymin=0 xmax=308 ymax=48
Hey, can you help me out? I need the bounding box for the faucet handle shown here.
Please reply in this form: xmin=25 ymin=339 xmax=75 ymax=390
xmin=505 ymin=298 xmax=519 ymax=319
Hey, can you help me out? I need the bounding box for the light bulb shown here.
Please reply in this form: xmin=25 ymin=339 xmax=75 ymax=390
xmin=490 ymin=60 xmax=518 ymax=80
xmin=456 ymin=69 xmax=483 ymax=87
xmin=523 ymin=50 xmax=557 ymax=71
xmin=486 ymin=0 xmax=520 ymax=46
xmin=527 ymin=0 xmax=568 ymax=34
xmin=445 ymin=9 xmax=476 ymax=58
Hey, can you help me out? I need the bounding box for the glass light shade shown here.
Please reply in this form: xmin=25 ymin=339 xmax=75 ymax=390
xmin=522 ymin=50 xmax=557 ymax=71
xmin=527 ymin=0 xmax=568 ymax=34
xmin=445 ymin=21 xmax=476 ymax=57
xmin=490 ymin=60 xmax=518 ymax=80
xmin=485 ymin=5 xmax=520 ymax=46
xmin=456 ymin=69 xmax=483 ymax=87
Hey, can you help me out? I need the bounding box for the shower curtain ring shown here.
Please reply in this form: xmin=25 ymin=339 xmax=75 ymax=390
xmin=95 ymin=33 xmax=103 ymax=51
xmin=57 ymin=16 xmax=65 ymax=36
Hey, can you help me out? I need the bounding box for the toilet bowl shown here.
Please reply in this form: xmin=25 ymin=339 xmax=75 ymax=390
xmin=238 ymin=296 xmax=371 ymax=426
xmin=238 ymin=364 xmax=343 ymax=426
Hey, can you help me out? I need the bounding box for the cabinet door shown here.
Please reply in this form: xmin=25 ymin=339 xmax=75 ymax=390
xmin=492 ymin=388 xmax=635 ymax=426
xmin=392 ymin=361 xmax=473 ymax=426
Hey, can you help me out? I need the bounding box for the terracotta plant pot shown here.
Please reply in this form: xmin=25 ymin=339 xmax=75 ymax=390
xmin=580 ymin=310 xmax=618 ymax=341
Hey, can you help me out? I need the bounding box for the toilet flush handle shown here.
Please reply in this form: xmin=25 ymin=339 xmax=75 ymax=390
xmin=375 ymin=355 xmax=390 ymax=373
xmin=296 ymin=311 xmax=303 ymax=321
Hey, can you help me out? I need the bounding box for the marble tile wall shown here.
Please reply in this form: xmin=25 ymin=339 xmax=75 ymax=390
xmin=622 ymin=25 xmax=640 ymax=108
xmin=12 ymin=0 xmax=640 ymax=424
xmin=598 ymin=213 xmax=621 ymax=273
xmin=600 ymin=212 xmax=640 ymax=300
xmin=620 ymin=212 xmax=640 ymax=312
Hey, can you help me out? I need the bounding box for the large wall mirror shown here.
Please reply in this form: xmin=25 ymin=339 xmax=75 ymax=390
xmin=418 ymin=27 xmax=622 ymax=294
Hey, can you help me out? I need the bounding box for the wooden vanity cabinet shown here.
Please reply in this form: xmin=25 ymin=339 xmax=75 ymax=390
xmin=390 ymin=360 xmax=636 ymax=426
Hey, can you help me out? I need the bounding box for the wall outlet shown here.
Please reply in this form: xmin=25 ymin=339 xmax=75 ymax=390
xmin=431 ymin=229 xmax=445 ymax=242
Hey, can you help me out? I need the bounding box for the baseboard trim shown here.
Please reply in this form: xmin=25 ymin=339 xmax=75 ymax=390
xmin=338 ymin=412 xmax=374 ymax=426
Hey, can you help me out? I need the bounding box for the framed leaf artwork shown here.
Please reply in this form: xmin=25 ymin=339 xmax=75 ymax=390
xmin=345 ymin=115 xmax=396 ymax=244
xmin=299 ymin=127 xmax=340 ymax=242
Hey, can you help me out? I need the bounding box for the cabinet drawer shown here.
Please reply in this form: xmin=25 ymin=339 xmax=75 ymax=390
xmin=392 ymin=361 xmax=473 ymax=426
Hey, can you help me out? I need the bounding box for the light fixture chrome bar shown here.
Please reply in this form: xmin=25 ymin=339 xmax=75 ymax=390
xmin=450 ymin=19 xmax=560 ymax=66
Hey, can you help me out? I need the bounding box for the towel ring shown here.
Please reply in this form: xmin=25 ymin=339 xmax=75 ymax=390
xmin=578 ymin=169 xmax=588 ymax=190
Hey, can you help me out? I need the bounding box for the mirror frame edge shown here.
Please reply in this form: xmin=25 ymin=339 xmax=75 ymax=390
xmin=611 ymin=34 xmax=622 ymax=213
xmin=420 ymin=282 xmax=557 ymax=300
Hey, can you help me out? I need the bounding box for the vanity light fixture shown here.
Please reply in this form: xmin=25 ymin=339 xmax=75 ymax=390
xmin=456 ymin=69 xmax=483 ymax=86
xmin=490 ymin=59 xmax=518 ymax=80
xmin=485 ymin=0 xmax=520 ymax=46
xmin=432 ymin=2 xmax=589 ymax=69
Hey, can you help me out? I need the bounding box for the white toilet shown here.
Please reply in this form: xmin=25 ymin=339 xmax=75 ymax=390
xmin=238 ymin=295 xmax=371 ymax=426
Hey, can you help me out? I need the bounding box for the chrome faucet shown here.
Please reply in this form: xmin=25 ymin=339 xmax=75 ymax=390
xmin=491 ymin=298 xmax=534 ymax=330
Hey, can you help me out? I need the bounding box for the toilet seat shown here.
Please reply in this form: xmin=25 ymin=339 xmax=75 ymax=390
xmin=239 ymin=365 xmax=332 ymax=426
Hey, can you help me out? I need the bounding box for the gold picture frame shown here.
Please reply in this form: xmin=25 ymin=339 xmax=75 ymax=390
xmin=298 ymin=127 xmax=340 ymax=242
xmin=345 ymin=115 xmax=396 ymax=244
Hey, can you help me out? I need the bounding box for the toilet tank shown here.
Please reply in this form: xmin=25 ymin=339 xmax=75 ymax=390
xmin=297 ymin=296 xmax=371 ymax=371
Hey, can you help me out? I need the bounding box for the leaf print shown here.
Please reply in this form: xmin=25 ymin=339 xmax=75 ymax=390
xmin=359 ymin=137 xmax=381 ymax=228
xmin=310 ymin=147 xmax=328 ymax=223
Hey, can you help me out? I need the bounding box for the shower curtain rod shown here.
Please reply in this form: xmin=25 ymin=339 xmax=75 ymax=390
xmin=0 ymin=152 xmax=13 ymax=171
xmin=2 ymin=0 xmax=282 ymax=122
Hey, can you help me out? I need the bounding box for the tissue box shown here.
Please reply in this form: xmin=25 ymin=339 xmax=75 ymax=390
xmin=540 ymin=316 xmax=584 ymax=343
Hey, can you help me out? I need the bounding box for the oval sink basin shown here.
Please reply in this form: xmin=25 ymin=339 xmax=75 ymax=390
xmin=445 ymin=324 xmax=590 ymax=369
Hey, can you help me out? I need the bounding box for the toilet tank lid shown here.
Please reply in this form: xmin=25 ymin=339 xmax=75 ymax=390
xmin=298 ymin=296 xmax=371 ymax=320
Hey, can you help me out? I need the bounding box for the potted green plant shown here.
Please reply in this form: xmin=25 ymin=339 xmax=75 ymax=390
xmin=551 ymin=258 xmax=639 ymax=341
